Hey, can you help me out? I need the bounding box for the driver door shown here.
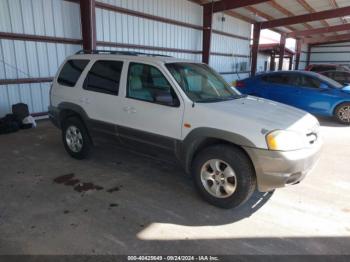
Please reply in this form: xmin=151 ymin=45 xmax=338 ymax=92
xmin=117 ymin=62 xmax=184 ymax=154
xmin=290 ymin=75 xmax=337 ymax=114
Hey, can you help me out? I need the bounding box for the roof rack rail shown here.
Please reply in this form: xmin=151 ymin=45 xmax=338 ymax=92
xmin=75 ymin=49 xmax=172 ymax=57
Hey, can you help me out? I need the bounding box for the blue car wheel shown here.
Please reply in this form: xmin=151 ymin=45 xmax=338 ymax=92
xmin=335 ymin=102 xmax=350 ymax=125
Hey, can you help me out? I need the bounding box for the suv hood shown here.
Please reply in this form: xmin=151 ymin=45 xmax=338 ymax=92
xmin=199 ymin=96 xmax=318 ymax=134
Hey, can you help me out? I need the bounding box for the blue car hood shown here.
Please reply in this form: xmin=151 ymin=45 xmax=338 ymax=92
xmin=342 ymin=85 xmax=350 ymax=93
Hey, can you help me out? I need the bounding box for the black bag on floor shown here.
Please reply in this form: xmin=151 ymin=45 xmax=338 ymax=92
xmin=12 ymin=103 xmax=29 ymax=122
xmin=0 ymin=114 xmax=20 ymax=134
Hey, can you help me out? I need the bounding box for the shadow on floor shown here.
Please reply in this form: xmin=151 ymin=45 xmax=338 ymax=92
xmin=86 ymin=141 xmax=274 ymax=226
xmin=317 ymin=116 xmax=349 ymax=127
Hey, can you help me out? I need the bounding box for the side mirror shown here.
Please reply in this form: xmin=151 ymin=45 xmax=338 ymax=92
xmin=155 ymin=94 xmax=179 ymax=106
xmin=320 ymin=82 xmax=329 ymax=89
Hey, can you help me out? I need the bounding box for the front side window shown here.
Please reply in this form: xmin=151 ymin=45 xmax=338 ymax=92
xmin=166 ymin=63 xmax=242 ymax=103
xmin=315 ymin=73 xmax=343 ymax=88
xmin=57 ymin=59 xmax=89 ymax=87
xmin=298 ymin=75 xmax=322 ymax=89
xmin=83 ymin=60 xmax=123 ymax=95
xmin=127 ymin=63 xmax=179 ymax=105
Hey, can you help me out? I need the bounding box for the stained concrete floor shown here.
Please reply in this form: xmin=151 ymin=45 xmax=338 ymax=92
xmin=0 ymin=119 xmax=349 ymax=255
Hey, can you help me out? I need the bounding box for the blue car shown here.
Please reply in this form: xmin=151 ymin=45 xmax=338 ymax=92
xmin=236 ymin=71 xmax=350 ymax=125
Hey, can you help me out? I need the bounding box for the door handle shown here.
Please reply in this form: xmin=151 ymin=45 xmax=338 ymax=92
xmin=123 ymin=106 xmax=136 ymax=113
xmin=79 ymin=98 xmax=91 ymax=104
xmin=123 ymin=106 xmax=131 ymax=112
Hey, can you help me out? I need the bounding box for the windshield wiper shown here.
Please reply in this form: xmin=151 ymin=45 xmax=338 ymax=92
xmin=196 ymin=94 xmax=246 ymax=103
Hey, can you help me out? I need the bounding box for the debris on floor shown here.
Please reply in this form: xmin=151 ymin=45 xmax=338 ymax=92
xmin=0 ymin=103 xmax=36 ymax=135
xmin=74 ymin=183 xmax=104 ymax=193
xmin=53 ymin=173 xmax=104 ymax=193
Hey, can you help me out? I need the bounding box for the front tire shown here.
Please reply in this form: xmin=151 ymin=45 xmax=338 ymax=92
xmin=192 ymin=145 xmax=256 ymax=209
xmin=62 ymin=117 xmax=91 ymax=159
xmin=334 ymin=103 xmax=350 ymax=125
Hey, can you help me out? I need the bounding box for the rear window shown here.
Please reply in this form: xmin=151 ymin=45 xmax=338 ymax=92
xmin=83 ymin=60 xmax=123 ymax=95
xmin=57 ymin=59 xmax=89 ymax=87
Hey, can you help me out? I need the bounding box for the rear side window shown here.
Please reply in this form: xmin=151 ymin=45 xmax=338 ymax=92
xmin=261 ymin=74 xmax=287 ymax=84
xmin=57 ymin=59 xmax=89 ymax=87
xmin=83 ymin=60 xmax=123 ymax=95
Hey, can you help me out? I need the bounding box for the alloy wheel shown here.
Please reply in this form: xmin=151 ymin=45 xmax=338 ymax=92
xmin=200 ymin=159 xmax=237 ymax=198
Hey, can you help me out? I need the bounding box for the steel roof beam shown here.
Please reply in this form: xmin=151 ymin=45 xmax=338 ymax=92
xmin=260 ymin=6 xmax=350 ymax=29
xmin=204 ymin=0 xmax=270 ymax=13
xmin=305 ymin=34 xmax=350 ymax=45
xmin=288 ymin=23 xmax=350 ymax=38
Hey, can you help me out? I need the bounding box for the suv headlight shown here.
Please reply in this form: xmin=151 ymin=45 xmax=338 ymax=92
xmin=266 ymin=130 xmax=307 ymax=151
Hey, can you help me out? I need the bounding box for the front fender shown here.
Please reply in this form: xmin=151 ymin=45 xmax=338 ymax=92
xmin=177 ymin=127 xmax=256 ymax=174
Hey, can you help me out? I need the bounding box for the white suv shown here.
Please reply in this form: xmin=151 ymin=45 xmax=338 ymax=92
xmin=49 ymin=50 xmax=322 ymax=208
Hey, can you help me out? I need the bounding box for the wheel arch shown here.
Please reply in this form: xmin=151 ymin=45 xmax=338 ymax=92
xmin=332 ymin=100 xmax=350 ymax=115
xmin=178 ymin=127 xmax=257 ymax=175
xmin=58 ymin=102 xmax=92 ymax=143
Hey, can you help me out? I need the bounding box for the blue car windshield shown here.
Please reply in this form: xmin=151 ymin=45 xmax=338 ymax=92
xmin=166 ymin=63 xmax=243 ymax=102
xmin=317 ymin=73 xmax=344 ymax=88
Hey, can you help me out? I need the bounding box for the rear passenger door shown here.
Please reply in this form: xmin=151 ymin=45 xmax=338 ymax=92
xmin=117 ymin=62 xmax=184 ymax=153
xmin=81 ymin=59 xmax=125 ymax=136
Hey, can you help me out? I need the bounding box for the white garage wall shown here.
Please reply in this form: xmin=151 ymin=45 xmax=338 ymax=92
xmin=210 ymin=13 xmax=251 ymax=82
xmin=256 ymin=53 xmax=270 ymax=73
xmin=299 ymin=43 xmax=308 ymax=70
xmin=96 ymin=0 xmax=252 ymax=83
xmin=310 ymin=42 xmax=350 ymax=66
xmin=96 ymin=0 xmax=202 ymax=53
xmin=0 ymin=0 xmax=82 ymax=117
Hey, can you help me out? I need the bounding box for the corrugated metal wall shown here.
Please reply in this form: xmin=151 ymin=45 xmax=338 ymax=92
xmin=0 ymin=0 xmax=252 ymax=117
xmin=299 ymin=43 xmax=308 ymax=70
xmin=96 ymin=0 xmax=202 ymax=61
xmin=310 ymin=42 xmax=350 ymax=66
xmin=210 ymin=13 xmax=251 ymax=82
xmin=256 ymin=53 xmax=270 ymax=73
xmin=0 ymin=0 xmax=81 ymax=117
xmin=96 ymin=0 xmax=252 ymax=83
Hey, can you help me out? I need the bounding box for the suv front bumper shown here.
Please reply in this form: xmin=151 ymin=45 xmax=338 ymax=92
xmin=244 ymin=141 xmax=322 ymax=192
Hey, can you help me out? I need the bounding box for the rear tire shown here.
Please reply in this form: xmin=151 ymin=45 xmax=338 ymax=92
xmin=334 ymin=103 xmax=350 ymax=125
xmin=61 ymin=117 xmax=91 ymax=159
xmin=192 ymin=145 xmax=256 ymax=209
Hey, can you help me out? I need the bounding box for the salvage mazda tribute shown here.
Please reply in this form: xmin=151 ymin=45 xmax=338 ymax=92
xmin=49 ymin=50 xmax=322 ymax=208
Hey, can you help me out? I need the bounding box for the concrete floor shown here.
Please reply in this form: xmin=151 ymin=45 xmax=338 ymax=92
xmin=0 ymin=119 xmax=349 ymax=255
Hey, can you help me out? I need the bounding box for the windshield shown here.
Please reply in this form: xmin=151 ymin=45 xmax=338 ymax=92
xmin=166 ymin=63 xmax=243 ymax=102
xmin=316 ymin=73 xmax=344 ymax=88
